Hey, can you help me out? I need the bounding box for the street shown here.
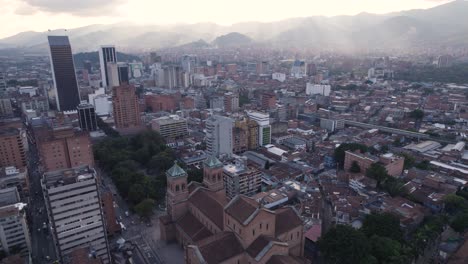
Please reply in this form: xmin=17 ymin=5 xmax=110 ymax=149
xmin=100 ymin=168 xmax=184 ymax=264
xmin=27 ymin=139 xmax=57 ymax=263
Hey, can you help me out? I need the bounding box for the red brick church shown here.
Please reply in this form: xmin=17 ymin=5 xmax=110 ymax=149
xmin=160 ymin=156 xmax=309 ymax=264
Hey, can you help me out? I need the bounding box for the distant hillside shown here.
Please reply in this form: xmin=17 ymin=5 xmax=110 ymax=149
xmin=73 ymin=51 xmax=140 ymax=68
xmin=212 ymin=32 xmax=252 ymax=48
xmin=1 ymin=0 xmax=468 ymax=52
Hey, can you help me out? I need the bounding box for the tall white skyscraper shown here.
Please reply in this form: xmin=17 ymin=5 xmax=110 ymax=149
xmin=99 ymin=46 xmax=117 ymax=89
xmin=42 ymin=166 xmax=111 ymax=264
xmin=206 ymin=115 xmax=233 ymax=158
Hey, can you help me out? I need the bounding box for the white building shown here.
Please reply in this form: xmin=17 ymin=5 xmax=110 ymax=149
xmin=99 ymin=45 xmax=117 ymax=89
xmin=290 ymin=60 xmax=307 ymax=78
xmin=42 ymin=166 xmax=110 ymax=264
xmin=272 ymin=72 xmax=286 ymax=82
xmin=205 ymin=115 xmax=233 ymax=158
xmin=306 ymin=83 xmax=331 ymax=96
xmin=92 ymin=94 xmax=112 ymax=117
xmin=247 ymin=111 xmax=271 ymax=146
xmin=0 ymin=187 xmax=31 ymax=257
xmin=320 ymin=118 xmax=345 ymax=132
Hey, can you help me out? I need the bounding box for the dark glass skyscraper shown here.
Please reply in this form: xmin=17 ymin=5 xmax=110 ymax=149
xmin=77 ymin=103 xmax=97 ymax=131
xmin=48 ymin=36 xmax=80 ymax=111
xmin=99 ymin=46 xmax=117 ymax=88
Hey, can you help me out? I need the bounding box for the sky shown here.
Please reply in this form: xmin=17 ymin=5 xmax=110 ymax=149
xmin=0 ymin=0 xmax=453 ymax=38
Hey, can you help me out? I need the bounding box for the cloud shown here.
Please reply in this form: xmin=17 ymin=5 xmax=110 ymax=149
xmin=17 ymin=0 xmax=126 ymax=16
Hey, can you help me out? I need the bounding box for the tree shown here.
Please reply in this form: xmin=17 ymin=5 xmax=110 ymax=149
xmin=369 ymin=235 xmax=405 ymax=263
xmin=134 ymin=199 xmax=155 ymax=219
xmin=349 ymin=161 xmax=361 ymax=173
xmin=187 ymin=168 xmax=203 ymax=183
xmin=319 ymin=225 xmax=372 ymax=264
xmin=443 ymin=194 xmax=467 ymax=214
xmin=128 ymin=184 xmax=146 ymax=204
xmin=400 ymin=153 xmax=415 ymax=170
xmin=409 ymin=109 xmax=424 ymax=120
xmin=334 ymin=143 xmax=368 ymax=169
xmin=362 ymin=213 xmax=403 ymax=242
xmin=450 ymin=213 xmax=468 ymax=232
xmin=415 ymin=160 xmax=430 ymax=170
xmin=366 ymin=163 xmax=388 ymax=186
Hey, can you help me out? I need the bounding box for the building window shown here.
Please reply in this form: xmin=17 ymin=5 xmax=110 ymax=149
xmin=297 ymin=231 xmax=300 ymax=238
xmin=290 ymin=233 xmax=293 ymax=240
xmin=266 ymin=223 xmax=269 ymax=230
xmin=252 ymin=229 xmax=255 ymax=236
xmin=260 ymin=223 xmax=262 ymax=229
xmin=176 ymin=185 xmax=179 ymax=192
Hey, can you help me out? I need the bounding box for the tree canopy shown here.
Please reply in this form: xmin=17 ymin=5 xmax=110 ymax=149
xmin=319 ymin=225 xmax=372 ymax=264
xmin=94 ymin=130 xmax=173 ymax=214
xmin=334 ymin=143 xmax=368 ymax=169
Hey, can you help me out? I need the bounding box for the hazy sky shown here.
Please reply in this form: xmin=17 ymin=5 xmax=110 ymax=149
xmin=0 ymin=0 xmax=452 ymax=38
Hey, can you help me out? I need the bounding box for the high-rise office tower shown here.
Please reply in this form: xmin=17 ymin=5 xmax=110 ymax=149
xmin=206 ymin=115 xmax=233 ymax=158
xmin=42 ymin=166 xmax=111 ymax=264
xmin=112 ymin=84 xmax=141 ymax=130
xmin=48 ymin=36 xmax=81 ymax=111
xmin=77 ymin=103 xmax=97 ymax=131
xmin=99 ymin=46 xmax=117 ymax=89
xmin=106 ymin=63 xmax=129 ymax=88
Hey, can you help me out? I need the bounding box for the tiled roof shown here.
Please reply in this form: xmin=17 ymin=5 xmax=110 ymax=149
xmin=166 ymin=162 xmax=187 ymax=178
xmin=225 ymin=196 xmax=259 ymax=224
xmin=189 ymin=188 xmax=225 ymax=229
xmin=246 ymin=235 xmax=280 ymax=259
xmin=176 ymin=211 xmax=213 ymax=242
xmin=266 ymin=255 xmax=310 ymax=264
xmin=204 ymin=156 xmax=222 ymax=168
xmin=275 ymin=207 xmax=302 ymax=236
xmin=198 ymin=232 xmax=244 ymax=264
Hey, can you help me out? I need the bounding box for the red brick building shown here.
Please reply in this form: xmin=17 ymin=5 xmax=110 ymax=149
xmin=0 ymin=124 xmax=27 ymax=169
xmin=37 ymin=127 xmax=94 ymax=172
xmin=112 ymin=84 xmax=141 ymax=131
xmin=160 ymin=157 xmax=307 ymax=264
xmin=262 ymin=92 xmax=276 ymax=110
xmin=145 ymin=94 xmax=178 ymax=112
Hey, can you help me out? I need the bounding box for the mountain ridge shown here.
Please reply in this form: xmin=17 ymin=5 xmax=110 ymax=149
xmin=1 ymin=0 xmax=467 ymax=53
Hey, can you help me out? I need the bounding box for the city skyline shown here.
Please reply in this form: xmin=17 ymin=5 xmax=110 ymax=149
xmin=0 ymin=0 xmax=454 ymax=38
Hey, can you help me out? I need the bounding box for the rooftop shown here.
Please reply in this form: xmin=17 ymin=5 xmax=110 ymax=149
xmin=166 ymin=162 xmax=187 ymax=178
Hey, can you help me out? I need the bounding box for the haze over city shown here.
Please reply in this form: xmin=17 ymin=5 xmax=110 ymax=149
xmin=1 ymin=0 xmax=468 ymax=264
xmin=0 ymin=0 xmax=455 ymax=38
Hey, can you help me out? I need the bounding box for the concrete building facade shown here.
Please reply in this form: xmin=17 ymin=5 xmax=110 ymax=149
xmin=206 ymin=115 xmax=233 ymax=158
xmin=42 ymin=166 xmax=110 ymax=264
xmin=151 ymin=115 xmax=188 ymax=139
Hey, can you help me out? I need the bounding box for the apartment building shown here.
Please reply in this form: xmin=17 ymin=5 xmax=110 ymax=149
xmin=151 ymin=115 xmax=188 ymax=139
xmin=223 ymin=159 xmax=262 ymax=200
xmin=42 ymin=166 xmax=110 ymax=264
